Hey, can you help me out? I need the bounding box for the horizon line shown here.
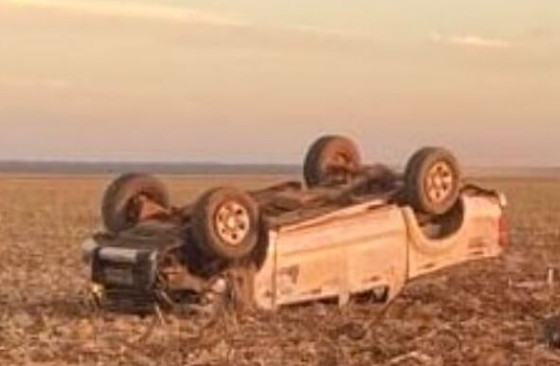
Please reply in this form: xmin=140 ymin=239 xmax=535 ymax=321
xmin=0 ymin=159 xmax=559 ymax=170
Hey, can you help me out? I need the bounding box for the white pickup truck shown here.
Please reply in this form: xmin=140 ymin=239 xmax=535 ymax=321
xmin=82 ymin=136 xmax=507 ymax=312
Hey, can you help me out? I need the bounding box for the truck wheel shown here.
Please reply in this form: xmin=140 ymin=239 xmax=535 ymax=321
xmin=102 ymin=173 xmax=170 ymax=233
xmin=303 ymin=135 xmax=362 ymax=187
xmin=404 ymin=147 xmax=462 ymax=216
xmin=192 ymin=187 xmax=260 ymax=260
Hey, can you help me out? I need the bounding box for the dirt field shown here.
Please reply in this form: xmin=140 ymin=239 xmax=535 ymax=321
xmin=1 ymin=175 xmax=560 ymax=365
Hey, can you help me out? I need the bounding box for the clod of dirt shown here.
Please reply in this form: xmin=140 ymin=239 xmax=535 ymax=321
xmin=333 ymin=322 xmax=368 ymax=341
xmin=542 ymin=315 xmax=560 ymax=348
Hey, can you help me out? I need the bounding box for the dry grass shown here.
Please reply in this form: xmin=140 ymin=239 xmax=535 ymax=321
xmin=1 ymin=174 xmax=560 ymax=365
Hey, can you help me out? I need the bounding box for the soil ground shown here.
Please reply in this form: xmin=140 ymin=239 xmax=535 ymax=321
xmin=1 ymin=175 xmax=560 ymax=365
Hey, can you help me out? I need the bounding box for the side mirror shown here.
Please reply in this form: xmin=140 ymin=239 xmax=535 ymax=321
xmin=497 ymin=193 xmax=508 ymax=209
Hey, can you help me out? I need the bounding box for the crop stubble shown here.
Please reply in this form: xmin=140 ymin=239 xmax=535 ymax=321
xmin=0 ymin=175 xmax=560 ymax=365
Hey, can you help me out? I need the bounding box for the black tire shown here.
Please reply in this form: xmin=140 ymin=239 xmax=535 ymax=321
xmin=404 ymin=147 xmax=462 ymax=216
xmin=192 ymin=187 xmax=260 ymax=260
xmin=101 ymin=173 xmax=170 ymax=233
xmin=303 ymin=135 xmax=362 ymax=187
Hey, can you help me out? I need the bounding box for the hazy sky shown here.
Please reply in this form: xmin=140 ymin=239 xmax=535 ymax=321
xmin=0 ymin=0 xmax=558 ymax=166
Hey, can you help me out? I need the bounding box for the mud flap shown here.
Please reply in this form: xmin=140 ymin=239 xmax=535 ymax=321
xmin=385 ymin=267 xmax=406 ymax=303
xmin=224 ymin=264 xmax=257 ymax=313
xmin=338 ymin=256 xmax=351 ymax=307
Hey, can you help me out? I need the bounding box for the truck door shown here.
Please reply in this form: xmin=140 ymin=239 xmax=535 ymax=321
xmin=272 ymin=202 xmax=408 ymax=307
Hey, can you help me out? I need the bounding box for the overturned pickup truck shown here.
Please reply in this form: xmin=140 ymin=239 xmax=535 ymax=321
xmin=82 ymin=136 xmax=508 ymax=313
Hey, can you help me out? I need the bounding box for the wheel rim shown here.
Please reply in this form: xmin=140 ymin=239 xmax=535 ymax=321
xmin=322 ymin=152 xmax=357 ymax=184
xmin=425 ymin=161 xmax=455 ymax=204
xmin=214 ymin=201 xmax=251 ymax=246
xmin=123 ymin=193 xmax=144 ymax=223
xmin=123 ymin=193 xmax=154 ymax=223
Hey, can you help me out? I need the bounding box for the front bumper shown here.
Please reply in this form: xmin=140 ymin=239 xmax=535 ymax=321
xmin=81 ymin=236 xmax=238 ymax=313
xmin=83 ymin=239 xmax=158 ymax=290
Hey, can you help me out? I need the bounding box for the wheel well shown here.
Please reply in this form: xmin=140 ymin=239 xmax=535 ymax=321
xmin=418 ymin=199 xmax=465 ymax=240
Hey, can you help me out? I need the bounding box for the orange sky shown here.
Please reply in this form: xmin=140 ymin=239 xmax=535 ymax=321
xmin=0 ymin=0 xmax=558 ymax=166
